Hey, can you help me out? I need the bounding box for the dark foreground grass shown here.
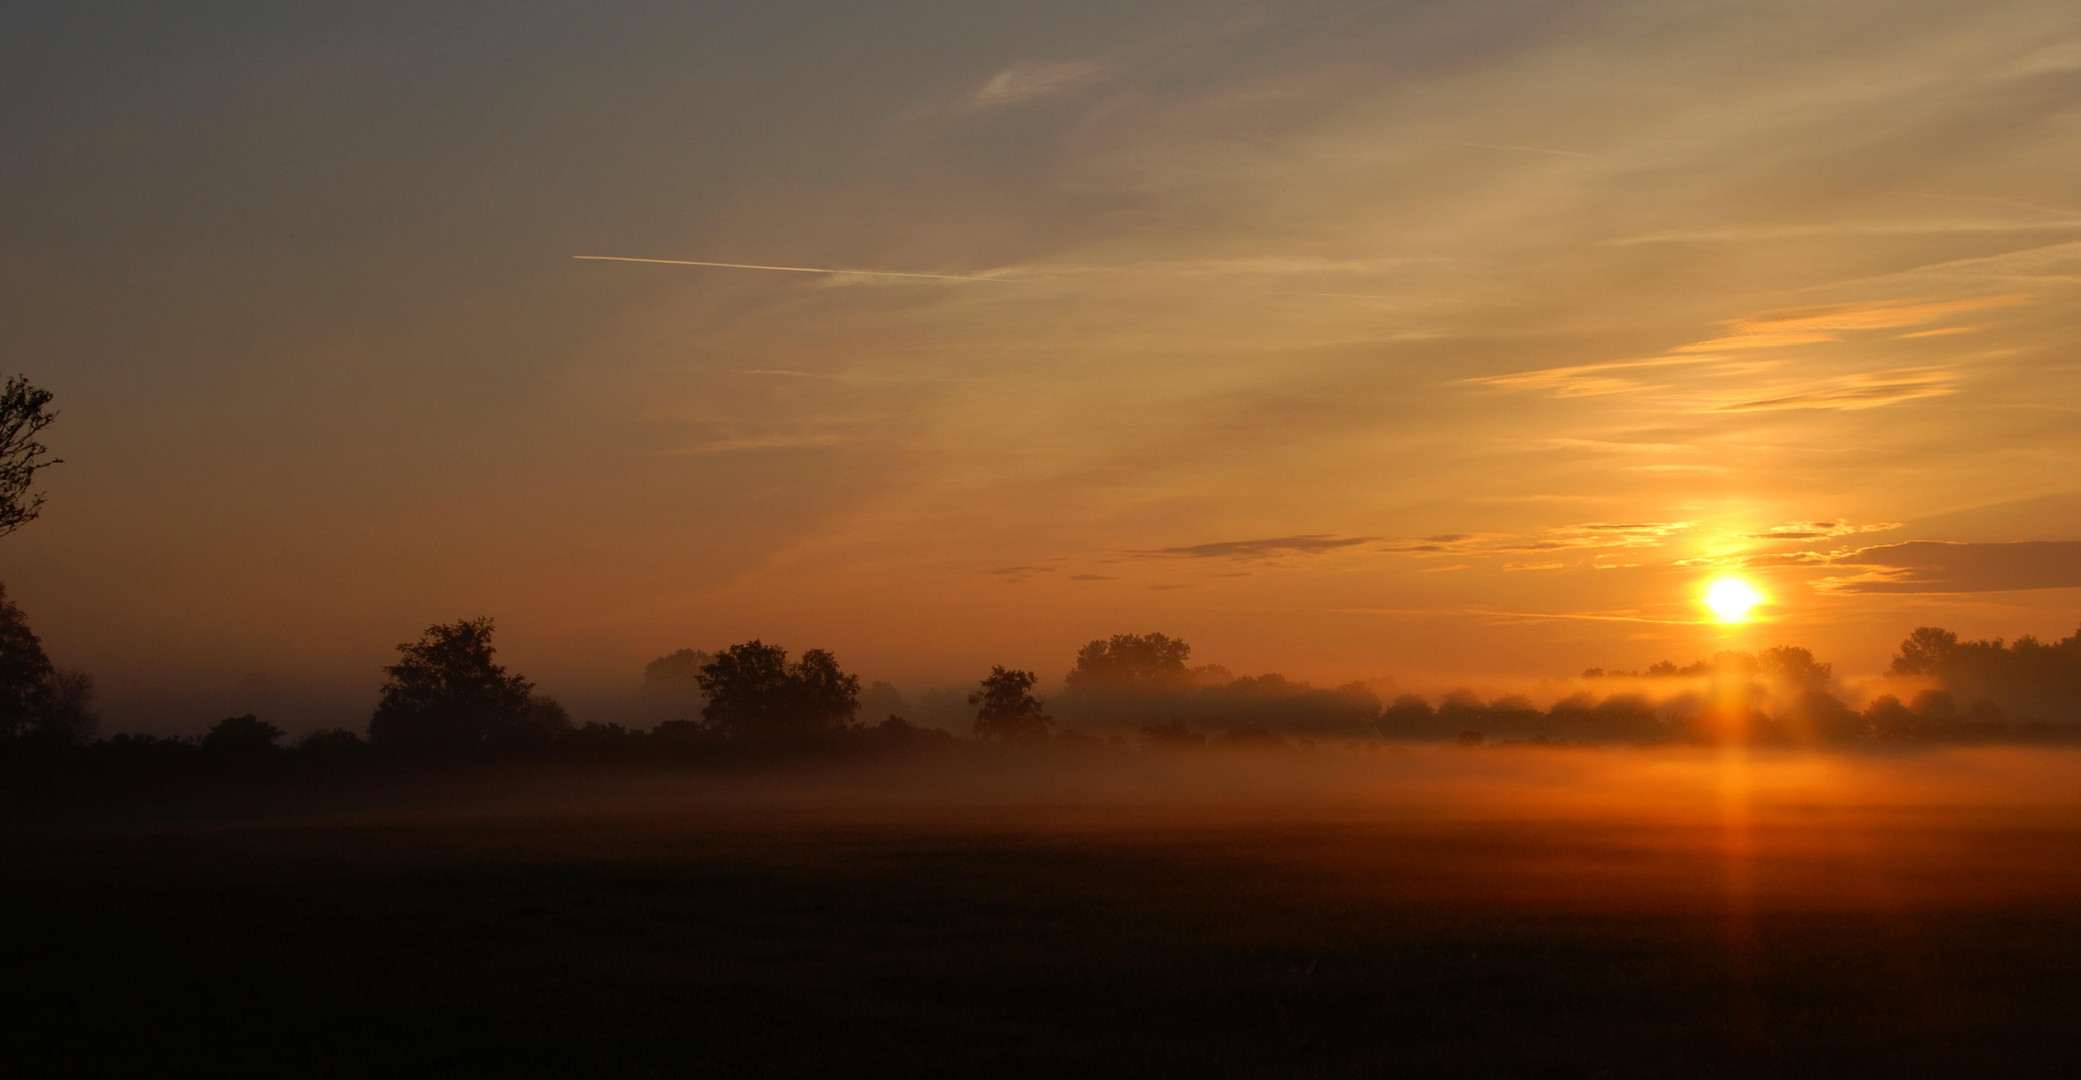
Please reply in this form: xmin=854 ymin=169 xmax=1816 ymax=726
xmin=6 ymin=759 xmax=2081 ymax=1077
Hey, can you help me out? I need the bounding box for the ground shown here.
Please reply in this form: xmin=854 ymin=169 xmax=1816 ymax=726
xmin=7 ymin=749 xmax=2081 ymax=1077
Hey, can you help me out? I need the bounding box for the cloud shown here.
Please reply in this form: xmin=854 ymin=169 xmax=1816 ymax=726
xmin=989 ymin=565 xmax=1059 ymax=584
xmin=1818 ymin=240 xmax=2081 ymax=290
xmin=1704 ymin=368 xmax=1956 ymax=412
xmin=1700 ymin=551 xmax=1829 ymax=568
xmin=573 ymin=255 xmax=1007 ymax=283
xmin=1499 ymin=522 xmax=1697 ymax=552
xmin=1463 ymin=355 xmax=1719 ymax=397
xmin=2001 ymin=38 xmax=2081 ymax=78
xmin=1738 ymin=520 xmax=1901 ymax=541
xmin=1545 ymin=438 xmax=1696 ymax=454
xmin=1377 ymin=533 xmax=1477 ymax=554
xmin=1615 ymin=221 xmax=2081 ymax=244
xmin=1470 ymin=296 xmax=2020 ymax=401
xmin=1819 ymin=540 xmax=2081 ymax=593
xmin=1455 ymin=141 xmax=1589 ymax=158
xmin=1149 ymin=534 xmax=1378 ymax=560
xmin=970 ymin=60 xmax=1099 ymax=108
xmin=1672 ymin=296 xmax=2025 ymax=353
xmin=651 ymin=432 xmax=855 ymax=455
xmin=1371 ymin=523 xmax=1696 ymax=561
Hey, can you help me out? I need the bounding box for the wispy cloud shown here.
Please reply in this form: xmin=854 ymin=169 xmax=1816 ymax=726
xmin=2000 ymin=37 xmax=2081 ymax=78
xmin=650 ymin=432 xmax=856 ymax=455
xmin=1619 ymin=463 xmax=1728 ymax=473
xmin=1544 ymin=438 xmax=1697 ymax=454
xmin=1815 ymin=240 xmax=2081 ymax=290
xmin=1703 ymin=368 xmax=1956 ymax=412
xmin=1464 ymin=355 xmax=1721 ymax=397
xmin=1147 ymin=534 xmax=1378 ymax=560
xmin=1455 ymin=141 xmax=1589 ymax=158
xmin=1614 ymin=220 xmax=2081 ymax=244
xmin=728 ymin=369 xmax=972 ymax=384
xmin=1500 ymin=522 xmax=1697 ymax=552
xmin=1737 ymin=520 xmax=1900 ymax=542
xmin=1374 ymin=523 xmax=1697 ymax=558
xmin=573 ymin=255 xmax=1008 ymax=283
xmin=1673 ymin=296 xmax=2026 ymax=353
xmin=970 ymin=60 xmax=1099 ymax=108
xmin=1469 ymin=296 xmax=2021 ymax=401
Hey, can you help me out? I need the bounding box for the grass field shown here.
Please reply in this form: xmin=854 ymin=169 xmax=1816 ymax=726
xmin=8 ymin=747 xmax=2081 ymax=1077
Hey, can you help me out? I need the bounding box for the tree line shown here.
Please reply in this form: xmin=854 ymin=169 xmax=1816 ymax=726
xmin=5 ymin=373 xmax=2081 ymax=776
xmin=9 ymin=618 xmax=2081 ymax=788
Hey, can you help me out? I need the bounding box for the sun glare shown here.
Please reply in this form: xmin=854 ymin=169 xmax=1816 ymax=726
xmin=1703 ymin=577 xmax=1763 ymax=623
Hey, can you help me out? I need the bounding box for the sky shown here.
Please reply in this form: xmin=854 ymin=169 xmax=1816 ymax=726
xmin=5 ymin=0 xmax=2081 ymax=731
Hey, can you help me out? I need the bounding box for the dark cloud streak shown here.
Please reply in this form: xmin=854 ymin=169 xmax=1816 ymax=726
xmin=1149 ymin=535 xmax=1379 ymax=560
xmin=1822 ymin=540 xmax=2081 ymax=593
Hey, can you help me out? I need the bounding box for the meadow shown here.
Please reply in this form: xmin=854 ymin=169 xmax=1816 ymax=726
xmin=9 ymin=746 xmax=2081 ymax=1077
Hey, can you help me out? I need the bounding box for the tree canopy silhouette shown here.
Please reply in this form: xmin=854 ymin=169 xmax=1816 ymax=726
xmin=696 ymin=641 xmax=860 ymax=741
xmin=643 ymin=649 xmax=713 ymax=706
xmin=0 ymin=584 xmax=93 ymax=745
xmin=202 ymin=714 xmax=286 ymax=758
xmin=0 ymin=375 xmax=61 ymax=538
xmin=970 ymin=666 xmax=1051 ymax=741
xmin=1064 ymin=632 xmax=1193 ymax=692
xmin=0 ymin=583 xmax=57 ymax=740
xmin=1888 ymin=624 xmax=2081 ymax=721
xmin=369 ymin=618 xmax=564 ymax=753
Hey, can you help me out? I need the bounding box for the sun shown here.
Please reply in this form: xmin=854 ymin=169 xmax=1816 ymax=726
xmin=1703 ymin=576 xmax=1763 ymax=622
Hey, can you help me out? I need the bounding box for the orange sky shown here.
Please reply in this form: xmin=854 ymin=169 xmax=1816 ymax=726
xmin=5 ymin=1 xmax=2081 ymax=730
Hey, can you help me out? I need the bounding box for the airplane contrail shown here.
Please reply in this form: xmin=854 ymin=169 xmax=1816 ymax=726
xmin=572 ymin=254 xmax=1007 ymax=282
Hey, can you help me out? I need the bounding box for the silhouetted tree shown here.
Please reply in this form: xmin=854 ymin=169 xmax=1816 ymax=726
xmin=1545 ymin=691 xmax=1665 ymax=743
xmin=1192 ymin=673 xmax=1382 ymax=735
xmin=0 ymin=375 xmax=61 ymax=538
xmin=860 ymin=680 xmax=911 ymax=724
xmin=293 ymin=728 xmax=366 ymax=762
xmin=202 ymin=714 xmax=285 ymax=758
xmin=642 ymin=649 xmax=712 ymax=710
xmin=1782 ymin=688 xmax=1862 ymax=742
xmin=1864 ymin=694 xmax=1918 ymax=741
xmin=0 ymin=583 xmax=55 ymax=739
xmin=696 ymin=640 xmax=860 ymax=741
xmin=1882 ymin=624 xmax=2081 ymax=724
xmin=1379 ymin=694 xmax=1437 ymax=739
xmin=1953 ymin=698 xmax=2010 ymax=741
xmin=36 ymin=668 xmax=95 ymax=746
xmin=1910 ymin=689 xmax=1958 ymax=727
xmin=1436 ymin=689 xmax=1485 ymax=737
xmin=970 ymin=666 xmax=1052 ymax=741
xmin=1065 ymin=632 xmax=1193 ymax=692
xmin=369 ymin=618 xmax=552 ymax=753
xmin=1891 ymin=627 xmax=1959 ymax=676
xmin=0 ymin=585 xmax=92 ymax=745
xmin=1758 ymin=646 xmax=1831 ymax=691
